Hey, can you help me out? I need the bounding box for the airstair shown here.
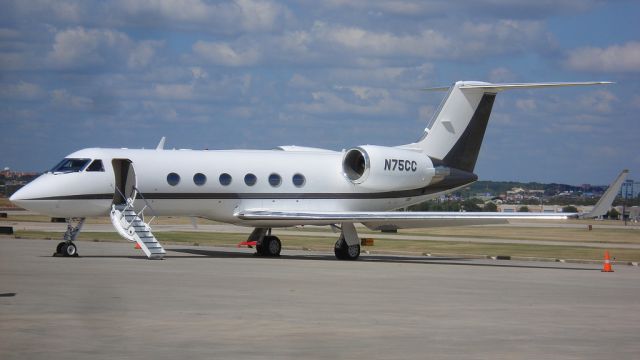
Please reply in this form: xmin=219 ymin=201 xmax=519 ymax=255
xmin=109 ymin=196 xmax=166 ymax=260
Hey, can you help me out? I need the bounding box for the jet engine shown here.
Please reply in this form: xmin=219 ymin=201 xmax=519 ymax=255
xmin=341 ymin=145 xmax=436 ymax=191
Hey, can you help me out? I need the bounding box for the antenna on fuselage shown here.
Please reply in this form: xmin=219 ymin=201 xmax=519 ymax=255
xmin=156 ymin=137 xmax=166 ymax=150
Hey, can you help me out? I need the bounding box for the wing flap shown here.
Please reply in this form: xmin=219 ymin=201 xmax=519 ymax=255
xmin=235 ymin=210 xmax=573 ymax=228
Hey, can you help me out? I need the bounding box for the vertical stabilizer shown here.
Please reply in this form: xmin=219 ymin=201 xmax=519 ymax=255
xmin=402 ymin=81 xmax=611 ymax=173
xmin=402 ymin=81 xmax=495 ymax=172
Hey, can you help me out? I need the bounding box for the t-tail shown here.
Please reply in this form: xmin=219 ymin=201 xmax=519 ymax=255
xmin=402 ymin=81 xmax=612 ymax=173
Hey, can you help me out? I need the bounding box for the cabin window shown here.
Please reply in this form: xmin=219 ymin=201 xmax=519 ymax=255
xmin=244 ymin=173 xmax=257 ymax=186
xmin=167 ymin=172 xmax=180 ymax=186
xmin=268 ymin=173 xmax=282 ymax=187
xmin=292 ymin=173 xmax=306 ymax=187
xmin=219 ymin=173 xmax=232 ymax=186
xmin=50 ymin=158 xmax=90 ymax=173
xmin=86 ymin=159 xmax=104 ymax=172
xmin=193 ymin=173 xmax=206 ymax=186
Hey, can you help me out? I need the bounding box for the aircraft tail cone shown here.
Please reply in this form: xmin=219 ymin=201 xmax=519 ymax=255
xmin=134 ymin=243 xmax=141 ymax=250
xmin=602 ymin=251 xmax=614 ymax=272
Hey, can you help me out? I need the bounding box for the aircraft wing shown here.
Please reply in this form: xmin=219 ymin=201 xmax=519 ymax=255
xmin=237 ymin=170 xmax=628 ymax=229
xmin=235 ymin=210 xmax=574 ymax=229
xmin=579 ymin=169 xmax=628 ymax=218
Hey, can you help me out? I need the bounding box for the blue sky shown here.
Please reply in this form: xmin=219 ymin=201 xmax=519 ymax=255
xmin=1 ymin=0 xmax=638 ymax=184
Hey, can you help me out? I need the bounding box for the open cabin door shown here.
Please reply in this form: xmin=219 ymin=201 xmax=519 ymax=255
xmin=112 ymin=159 xmax=137 ymax=205
xmin=109 ymin=159 xmax=165 ymax=259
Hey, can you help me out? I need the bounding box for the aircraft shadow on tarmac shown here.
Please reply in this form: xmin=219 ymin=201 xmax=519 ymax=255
xmin=167 ymin=248 xmax=599 ymax=271
xmin=50 ymin=248 xmax=598 ymax=271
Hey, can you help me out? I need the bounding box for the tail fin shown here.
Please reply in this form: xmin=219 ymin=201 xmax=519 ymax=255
xmin=402 ymin=81 xmax=612 ymax=172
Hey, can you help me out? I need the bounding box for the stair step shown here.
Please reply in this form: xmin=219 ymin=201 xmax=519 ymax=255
xmin=110 ymin=200 xmax=165 ymax=260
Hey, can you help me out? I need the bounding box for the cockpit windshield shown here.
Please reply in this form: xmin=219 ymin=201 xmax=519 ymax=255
xmin=49 ymin=158 xmax=91 ymax=173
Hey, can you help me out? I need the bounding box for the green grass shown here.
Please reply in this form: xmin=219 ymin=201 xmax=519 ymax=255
xmin=8 ymin=230 xmax=640 ymax=262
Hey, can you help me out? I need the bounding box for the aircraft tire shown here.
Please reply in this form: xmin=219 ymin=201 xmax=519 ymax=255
xmin=334 ymin=238 xmax=360 ymax=260
xmin=60 ymin=241 xmax=78 ymax=257
xmin=255 ymin=241 xmax=266 ymax=256
xmin=257 ymin=236 xmax=281 ymax=257
xmin=56 ymin=241 xmax=66 ymax=254
xmin=266 ymin=236 xmax=281 ymax=257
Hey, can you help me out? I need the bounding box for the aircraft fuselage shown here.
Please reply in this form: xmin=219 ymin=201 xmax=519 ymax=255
xmin=11 ymin=147 xmax=476 ymax=226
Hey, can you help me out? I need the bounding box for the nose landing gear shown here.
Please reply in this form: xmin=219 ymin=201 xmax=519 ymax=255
xmin=53 ymin=218 xmax=85 ymax=257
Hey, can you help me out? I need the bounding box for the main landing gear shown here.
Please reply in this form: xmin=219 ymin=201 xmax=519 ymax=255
xmin=334 ymin=236 xmax=360 ymax=260
xmin=246 ymin=222 xmax=362 ymax=260
xmin=333 ymin=223 xmax=361 ymax=260
xmin=248 ymin=228 xmax=281 ymax=257
xmin=53 ymin=218 xmax=85 ymax=257
xmin=257 ymin=235 xmax=282 ymax=257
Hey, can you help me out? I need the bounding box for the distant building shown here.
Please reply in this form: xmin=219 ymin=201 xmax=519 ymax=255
xmin=0 ymin=169 xmax=40 ymax=197
xmin=619 ymin=179 xmax=640 ymax=199
xmin=499 ymin=204 xmax=594 ymax=213
xmin=505 ymin=187 xmax=544 ymax=203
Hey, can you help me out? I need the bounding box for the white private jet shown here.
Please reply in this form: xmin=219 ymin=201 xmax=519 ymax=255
xmin=10 ymin=81 xmax=628 ymax=260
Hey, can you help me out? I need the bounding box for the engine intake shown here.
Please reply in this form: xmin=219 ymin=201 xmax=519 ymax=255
xmin=342 ymin=147 xmax=369 ymax=183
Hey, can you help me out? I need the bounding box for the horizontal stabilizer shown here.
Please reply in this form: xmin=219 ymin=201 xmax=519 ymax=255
xmin=422 ymin=81 xmax=612 ymax=92
xmin=457 ymin=81 xmax=613 ymax=91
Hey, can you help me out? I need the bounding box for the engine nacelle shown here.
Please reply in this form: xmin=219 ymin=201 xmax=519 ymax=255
xmin=342 ymin=145 xmax=435 ymax=191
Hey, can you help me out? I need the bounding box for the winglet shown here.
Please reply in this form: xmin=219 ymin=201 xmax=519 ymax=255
xmin=156 ymin=136 xmax=166 ymax=150
xmin=580 ymin=169 xmax=629 ymax=219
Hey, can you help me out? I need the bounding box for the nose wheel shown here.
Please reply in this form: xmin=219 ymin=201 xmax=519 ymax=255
xmin=53 ymin=217 xmax=85 ymax=257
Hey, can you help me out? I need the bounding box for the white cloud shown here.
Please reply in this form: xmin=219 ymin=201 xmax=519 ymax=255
xmin=6 ymin=0 xmax=87 ymax=23
xmin=326 ymin=64 xmax=433 ymax=87
xmin=458 ymin=20 xmax=551 ymax=56
xmin=320 ymin=0 xmax=599 ymax=18
xmin=50 ymin=89 xmax=93 ymax=110
xmin=0 ymin=28 xmax=20 ymax=39
xmin=310 ymin=21 xmax=450 ymax=58
xmin=116 ymin=0 xmax=212 ymax=22
xmin=566 ymin=41 xmax=640 ymax=72
xmin=289 ymin=86 xmax=406 ymax=116
xmin=128 ymin=40 xmax=164 ymax=69
xmin=631 ymin=94 xmax=640 ymax=108
xmin=192 ymin=19 xmax=551 ymax=68
xmin=47 ymin=27 xmax=130 ymax=68
xmin=235 ymin=0 xmax=287 ymax=31
xmin=488 ymin=67 xmax=516 ymax=83
xmin=516 ymin=99 xmax=537 ymax=111
xmin=288 ymin=74 xmax=315 ymax=88
xmin=46 ymin=27 xmax=161 ymax=70
xmin=192 ymin=41 xmax=261 ymax=66
xmin=113 ymin=0 xmax=287 ymax=33
xmin=153 ymin=83 xmax=194 ymax=100
xmin=578 ymin=90 xmax=618 ymax=113
xmin=418 ymin=105 xmax=435 ymax=122
xmin=0 ymin=81 xmax=44 ymax=100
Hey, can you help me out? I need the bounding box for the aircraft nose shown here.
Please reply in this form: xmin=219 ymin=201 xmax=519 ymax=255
xmin=9 ymin=185 xmax=32 ymax=208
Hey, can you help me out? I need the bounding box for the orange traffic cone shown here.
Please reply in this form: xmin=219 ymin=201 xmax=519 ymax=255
xmin=134 ymin=243 xmax=141 ymax=250
xmin=601 ymin=251 xmax=614 ymax=272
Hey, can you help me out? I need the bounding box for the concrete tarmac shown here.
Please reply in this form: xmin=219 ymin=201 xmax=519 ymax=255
xmin=1 ymin=238 xmax=639 ymax=359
